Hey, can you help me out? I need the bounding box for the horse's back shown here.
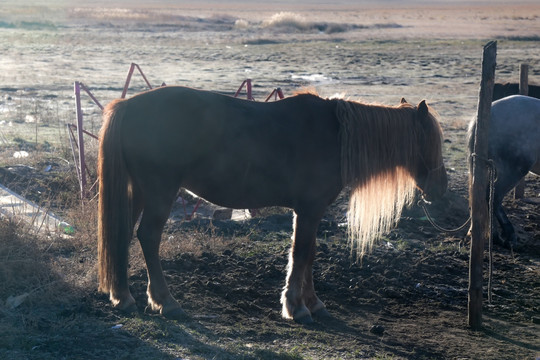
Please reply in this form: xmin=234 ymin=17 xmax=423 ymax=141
xmin=116 ymin=86 xmax=342 ymax=210
xmin=491 ymin=95 xmax=540 ymax=138
xmin=490 ymin=95 xmax=540 ymax=174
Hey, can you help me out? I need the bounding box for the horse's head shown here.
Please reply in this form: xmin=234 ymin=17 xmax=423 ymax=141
xmin=412 ymin=100 xmax=448 ymax=201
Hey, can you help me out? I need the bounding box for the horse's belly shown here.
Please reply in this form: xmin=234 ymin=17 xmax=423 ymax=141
xmin=183 ymin=180 xmax=289 ymax=210
xmin=181 ymin=163 xmax=292 ymax=210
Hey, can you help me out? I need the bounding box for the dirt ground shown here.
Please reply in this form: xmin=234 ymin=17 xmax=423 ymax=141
xmin=0 ymin=1 xmax=539 ymax=359
xmin=1 ymin=156 xmax=539 ymax=359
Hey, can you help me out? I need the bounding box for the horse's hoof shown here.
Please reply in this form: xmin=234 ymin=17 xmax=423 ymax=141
xmin=500 ymin=233 xmax=517 ymax=249
xmin=507 ymin=234 xmax=518 ymax=249
xmin=121 ymin=302 xmax=139 ymax=314
xmin=293 ymin=307 xmax=313 ymax=325
xmin=493 ymin=232 xmax=505 ymax=247
xmin=111 ymin=293 xmax=137 ymax=314
xmin=113 ymin=297 xmax=138 ymax=314
xmin=115 ymin=302 xmax=138 ymax=315
xmin=312 ymin=307 xmax=332 ymax=319
xmin=294 ymin=313 xmax=314 ymax=325
xmin=162 ymin=307 xmax=189 ymax=321
xmin=144 ymin=305 xmax=158 ymax=315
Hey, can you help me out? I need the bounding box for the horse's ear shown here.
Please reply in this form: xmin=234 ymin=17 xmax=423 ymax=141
xmin=400 ymin=97 xmax=408 ymax=104
xmin=417 ymin=100 xmax=428 ymax=117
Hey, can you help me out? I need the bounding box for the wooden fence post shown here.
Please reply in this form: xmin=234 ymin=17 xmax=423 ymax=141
xmin=468 ymin=40 xmax=497 ymax=330
xmin=514 ymin=63 xmax=529 ymax=199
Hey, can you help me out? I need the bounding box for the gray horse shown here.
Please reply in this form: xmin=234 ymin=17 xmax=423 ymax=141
xmin=468 ymin=95 xmax=540 ymax=247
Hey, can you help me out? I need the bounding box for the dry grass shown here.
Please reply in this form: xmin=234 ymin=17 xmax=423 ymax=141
xmin=0 ymin=166 xmax=102 ymax=350
xmin=0 ymin=171 xmax=247 ymax=354
xmin=0 ymin=220 xmax=56 ymax=304
xmin=0 ymin=198 xmax=121 ymax=355
xmin=0 ymin=218 xmax=70 ymax=350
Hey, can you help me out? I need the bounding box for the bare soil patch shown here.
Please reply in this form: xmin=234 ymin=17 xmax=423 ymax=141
xmin=0 ymin=158 xmax=538 ymax=359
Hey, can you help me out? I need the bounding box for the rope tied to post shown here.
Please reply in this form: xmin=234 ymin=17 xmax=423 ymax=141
xmin=418 ymin=196 xmax=471 ymax=233
xmin=419 ymin=153 xmax=498 ymax=303
xmin=471 ymin=153 xmax=498 ymax=304
xmin=418 ymin=153 xmax=497 ymax=234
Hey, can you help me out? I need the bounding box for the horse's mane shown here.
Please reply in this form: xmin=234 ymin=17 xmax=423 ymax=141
xmin=291 ymin=87 xmax=319 ymax=96
xmin=336 ymin=99 xmax=442 ymax=258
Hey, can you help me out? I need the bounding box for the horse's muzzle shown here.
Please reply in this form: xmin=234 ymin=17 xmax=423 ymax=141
xmin=421 ymin=166 xmax=448 ymax=202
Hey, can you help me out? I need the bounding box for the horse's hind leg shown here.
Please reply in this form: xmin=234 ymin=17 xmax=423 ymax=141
xmin=109 ymin=185 xmax=144 ymax=314
xmin=136 ymin=184 xmax=186 ymax=320
xmin=492 ymin=166 xmax=526 ymax=247
xmin=494 ymin=202 xmax=517 ymax=247
xmin=281 ymin=212 xmax=324 ymax=324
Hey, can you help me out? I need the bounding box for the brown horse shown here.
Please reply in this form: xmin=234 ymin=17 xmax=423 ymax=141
xmin=98 ymin=86 xmax=447 ymax=324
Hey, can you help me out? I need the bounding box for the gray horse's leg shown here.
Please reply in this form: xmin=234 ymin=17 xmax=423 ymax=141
xmin=493 ymin=202 xmax=517 ymax=248
xmin=491 ymin=162 xmax=531 ymax=247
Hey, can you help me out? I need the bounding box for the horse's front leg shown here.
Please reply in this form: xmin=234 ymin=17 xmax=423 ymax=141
xmin=137 ymin=197 xmax=186 ymax=320
xmin=303 ymin=264 xmax=331 ymax=319
xmin=281 ymin=212 xmax=325 ymax=324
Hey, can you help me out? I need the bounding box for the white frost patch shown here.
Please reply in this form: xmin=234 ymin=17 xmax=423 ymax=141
xmin=13 ymin=151 xmax=29 ymax=158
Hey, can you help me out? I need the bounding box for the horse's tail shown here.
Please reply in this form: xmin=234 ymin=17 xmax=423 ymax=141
xmin=97 ymin=99 xmax=133 ymax=295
